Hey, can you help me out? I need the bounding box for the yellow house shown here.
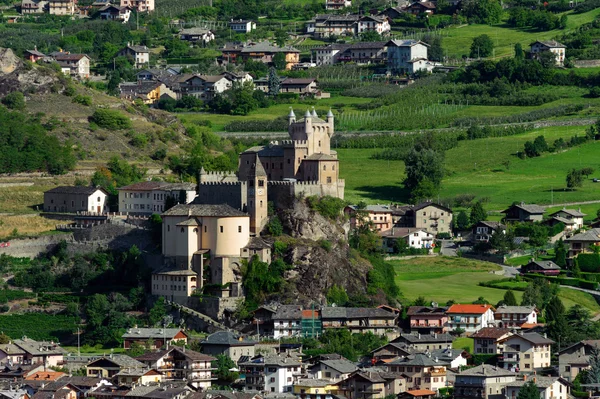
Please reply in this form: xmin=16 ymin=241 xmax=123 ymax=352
xmin=115 ymin=368 xmax=163 ymax=386
xmin=293 ymin=379 xmax=338 ymax=395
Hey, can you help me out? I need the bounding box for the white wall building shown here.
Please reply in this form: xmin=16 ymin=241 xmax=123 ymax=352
xmin=44 ymin=186 xmax=108 ymax=213
xmin=117 ymin=181 xmax=196 ymax=214
xmin=386 ymin=40 xmax=430 ymax=74
xmin=530 ymin=40 xmax=566 ymax=66
xmin=446 ymin=304 xmax=495 ymax=333
xmin=506 ymin=377 xmax=569 ymax=399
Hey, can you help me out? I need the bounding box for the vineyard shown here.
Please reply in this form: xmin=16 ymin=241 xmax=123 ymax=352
xmin=0 ymin=313 xmax=79 ymax=341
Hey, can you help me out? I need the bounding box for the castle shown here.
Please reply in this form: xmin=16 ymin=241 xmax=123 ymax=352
xmin=151 ymin=110 xmax=344 ymax=318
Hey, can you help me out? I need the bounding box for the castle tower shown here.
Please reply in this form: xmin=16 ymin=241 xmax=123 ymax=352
xmin=327 ymin=108 xmax=334 ymax=136
xmin=248 ymin=154 xmax=268 ymax=234
xmin=288 ymin=108 xmax=296 ymax=125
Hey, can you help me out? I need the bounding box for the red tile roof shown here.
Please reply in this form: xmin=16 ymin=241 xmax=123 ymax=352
xmin=447 ymin=304 xmax=493 ymax=314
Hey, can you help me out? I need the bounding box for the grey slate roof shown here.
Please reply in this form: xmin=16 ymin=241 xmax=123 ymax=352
xmin=503 ymin=332 xmax=554 ymax=345
xmin=13 ymin=338 xmax=67 ymax=356
xmin=122 ymin=328 xmax=185 ymax=340
xmin=386 ymin=39 xmax=429 ymax=48
xmin=88 ymin=354 xmax=146 ymax=368
xmin=242 ymin=144 xmax=285 ymax=157
xmin=45 ymin=186 xmax=106 ymax=195
xmin=457 ymin=364 xmax=517 ymax=377
xmin=396 ymin=333 xmax=454 ymax=344
xmin=551 ymin=216 xmax=575 ymax=225
xmin=201 ymin=331 xmax=256 ymax=346
xmin=566 ymin=228 xmax=600 ymax=242
xmin=295 ymin=379 xmax=334 ymax=387
xmin=273 ymin=305 xmax=303 ymax=320
xmin=533 ymin=40 xmax=566 ymax=48
xmin=388 ymin=353 xmax=450 ymax=367
xmin=550 ymin=208 xmax=586 ymax=217
xmin=506 ymin=376 xmax=558 ymax=388
xmin=318 ymin=358 xmax=358 ymax=374
xmin=525 ymin=260 xmax=560 ymax=271
xmin=320 ymin=307 xmax=397 ymax=319
xmin=163 ymin=204 xmax=247 ymax=217
xmin=495 ymin=305 xmax=536 ymax=314
xmin=240 ymin=42 xmax=299 ymax=53
xmin=503 ymin=203 xmax=545 ymax=215
xmin=406 ymin=306 xmax=447 ymax=316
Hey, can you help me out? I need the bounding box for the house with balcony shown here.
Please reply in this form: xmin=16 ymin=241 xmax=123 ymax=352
xmin=117 ymin=44 xmax=150 ymax=68
xmin=229 ymin=19 xmax=256 ymax=33
xmin=221 ymin=42 xmax=299 ymax=70
xmin=307 ymin=356 xmax=358 ymax=383
xmin=200 ymin=331 xmax=256 ymax=363
xmin=387 ymin=354 xmax=449 ymax=393
xmin=506 ymin=376 xmax=570 ymax=399
xmin=320 ymin=307 xmax=397 ymax=335
xmin=114 ymin=368 xmax=163 ymax=386
xmin=336 ymin=370 xmax=406 ymax=399
xmin=122 ymin=328 xmax=188 ymax=350
xmin=370 ymin=342 xmax=413 ymax=362
xmin=0 ymin=338 xmax=67 ymax=368
xmin=99 ymin=5 xmax=132 ymax=23
xmin=498 ymin=332 xmax=554 ymax=372
xmin=325 ymin=0 xmax=351 ymax=10
xmin=86 ymin=355 xmax=147 ymax=379
xmin=471 ymin=328 xmax=511 ymax=355
xmin=565 ymin=228 xmax=600 ymax=261
xmin=494 ymin=306 xmax=537 ymax=329
xmin=386 ymin=40 xmax=431 ymax=75
xmin=502 ymin=203 xmax=545 ymax=223
xmin=312 ymin=14 xmax=360 ymax=39
xmin=406 ymin=306 xmax=448 ymax=334
xmin=345 ymin=205 xmax=393 ymax=233
xmin=530 ymin=40 xmax=566 ymax=66
xmin=293 ymin=378 xmax=339 ymax=395
xmin=357 ymin=16 xmax=390 ymax=36
xmin=394 ymin=202 xmax=453 ymax=237
xmin=454 ymin=365 xmax=517 ymax=399
xmin=252 ymin=305 xmax=276 ymax=337
xmin=557 ymin=339 xmax=600 ymax=382
xmin=446 ymin=304 xmax=495 ymax=333
xmin=392 ymin=333 xmax=454 ymax=352
xmin=382 ymin=228 xmax=435 ymax=253
xmin=547 ymin=208 xmax=586 ymax=232
xmin=50 ymin=52 xmax=90 ymax=79
xmin=134 ymin=347 xmax=216 ymax=389
xmin=521 ymin=260 xmax=561 ymax=276
xmin=239 ymin=354 xmax=303 ymax=393
xmin=472 ymin=221 xmax=506 ymax=243
xmin=273 ymin=305 xmax=303 ymax=339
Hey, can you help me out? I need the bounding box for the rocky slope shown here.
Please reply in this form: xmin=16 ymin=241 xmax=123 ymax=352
xmin=275 ymin=199 xmax=373 ymax=305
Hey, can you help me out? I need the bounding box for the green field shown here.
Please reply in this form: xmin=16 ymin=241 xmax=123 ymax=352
xmin=338 ymin=125 xmax=600 ymax=210
xmin=442 ymin=8 xmax=600 ymax=59
xmin=453 ymin=337 xmax=474 ymax=353
xmin=0 ymin=313 xmax=79 ymax=341
xmin=392 ymin=256 xmax=600 ymax=314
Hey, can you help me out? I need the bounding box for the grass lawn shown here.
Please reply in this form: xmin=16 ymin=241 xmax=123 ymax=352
xmin=453 ymin=337 xmax=474 ymax=353
xmin=63 ymin=345 xmax=127 ymax=355
xmin=504 ymin=255 xmax=531 ymax=267
xmin=441 ymin=8 xmax=600 ymax=59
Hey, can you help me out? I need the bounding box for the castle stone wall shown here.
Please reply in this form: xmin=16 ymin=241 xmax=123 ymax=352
xmin=196 ymin=182 xmax=247 ymax=211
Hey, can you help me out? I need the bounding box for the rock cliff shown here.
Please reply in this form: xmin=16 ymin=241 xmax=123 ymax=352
xmin=275 ymin=199 xmax=372 ymax=305
xmin=0 ymin=47 xmax=63 ymax=96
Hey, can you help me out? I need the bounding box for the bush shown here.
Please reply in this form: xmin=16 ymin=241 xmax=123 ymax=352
xmin=577 ymin=253 xmax=600 ymax=272
xmin=319 ymin=239 xmax=332 ymax=252
xmin=130 ymin=134 xmax=148 ymax=148
xmin=2 ymin=92 xmax=26 ymax=110
xmin=306 ymin=196 xmax=347 ymax=219
xmin=63 ymin=86 xmax=76 ymax=97
xmin=90 ymin=109 xmax=132 ymax=130
xmin=72 ymin=95 xmax=92 ymax=106
xmin=266 ymin=216 xmax=283 ymax=236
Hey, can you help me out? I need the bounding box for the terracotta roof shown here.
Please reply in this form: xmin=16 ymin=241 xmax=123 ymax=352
xmin=405 ymin=390 xmax=436 ymax=397
xmin=447 ymin=304 xmax=493 ymax=314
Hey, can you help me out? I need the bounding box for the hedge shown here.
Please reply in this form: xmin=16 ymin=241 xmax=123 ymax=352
xmin=577 ymin=253 xmax=600 ymax=272
xmin=523 ymin=273 xmax=598 ymax=290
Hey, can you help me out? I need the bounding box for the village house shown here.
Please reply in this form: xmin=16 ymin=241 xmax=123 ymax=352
xmin=325 ymin=0 xmax=351 ymax=10
xmin=453 ymin=365 xmax=517 ymax=399
xmin=345 ymin=205 xmax=393 ymax=232
xmin=472 ymin=221 xmax=506 ymax=243
xmin=337 ymin=370 xmax=406 ymax=399
xmin=252 ymin=306 xmax=277 ymax=337
xmin=170 ymin=74 xmax=233 ymax=101
xmin=240 ymin=354 xmax=303 ymax=393
xmin=199 ymin=331 xmax=256 ymax=363
xmin=394 ymin=202 xmax=453 ymax=236
xmin=498 ymin=332 xmax=554 ymax=372
xmin=179 ymin=28 xmax=215 ymax=44
xmin=90 ymin=384 xmax=190 ymax=399
xmin=406 ymin=306 xmax=448 ymax=334
xmin=378 ymin=6 xmax=406 ymax=20
xmin=502 ymin=203 xmax=545 ymax=223
xmin=381 ymin=228 xmax=435 ymax=253
xmin=406 ymin=1 xmax=436 ymax=15
xmin=24 ymin=49 xmax=47 ymax=62
xmin=119 ymin=81 xmax=175 ymax=104
xmin=273 ymin=305 xmax=303 ymax=339
xmin=307 ymin=357 xmax=358 ymax=383
xmin=117 ymin=181 xmax=196 ymax=214
xmin=548 ymin=208 xmax=586 ymax=231
xmin=98 ymin=5 xmax=132 ymax=22
xmin=312 ymin=42 xmax=388 ymax=66
xmin=151 ymin=269 xmax=198 ymax=304
xmin=387 ymin=353 xmax=449 ymax=393
xmin=506 ymin=376 xmax=570 ymax=399
xmin=20 ymin=0 xmax=48 ymax=14
xmin=429 ymin=347 xmax=469 ymax=368
xmin=494 ymin=306 xmax=537 ymax=329
xmin=136 ymin=68 xmax=178 ymax=81
xmin=31 ymin=381 xmax=80 ymax=399
xmin=471 ymin=328 xmax=511 ymax=355
xmin=254 ymin=78 xmax=318 ymax=95
xmin=446 ymin=304 xmax=495 ymax=333
xmin=386 ymin=40 xmax=430 ymax=74
xmin=392 ymin=333 xmax=454 ymax=352
xmin=0 ymin=364 xmax=45 ymax=380
xmin=558 ymin=339 xmax=600 ymax=382
xmin=530 ymin=40 xmax=566 ymax=66
xmin=43 ymin=186 xmax=108 ymax=213
xmin=220 ymin=71 xmax=253 ymax=84
xmin=24 ymin=370 xmax=66 ymax=382
xmin=47 ymin=0 xmax=75 ymax=15
xmin=86 ymin=355 xmax=147 ymax=379
xmin=293 ymin=379 xmax=339 ymax=395
xmin=0 ymin=338 xmax=66 ymax=368
xmin=320 ymin=307 xmax=397 ymax=335
xmin=232 ymin=42 xmax=300 ymax=70
xmin=521 ymin=259 xmax=561 ymax=276
xmin=311 ymin=14 xmax=360 ymax=39
xmin=371 ymin=342 xmax=413 ymax=362
xmin=117 ymin=44 xmax=150 ymax=68
xmin=565 ymin=228 xmax=600 ymax=260
xmin=134 ymin=347 xmax=216 ymax=389
xmin=114 ymin=369 xmax=162 ymax=386
xmin=120 ymin=0 xmax=153 ymax=12
xmin=0 ymin=389 xmax=29 ymax=399
xmin=357 ymin=15 xmax=390 ymax=36
xmin=122 ymin=328 xmax=188 ymax=350
xmin=50 ymin=52 xmax=91 ymax=79
xmin=59 ymin=376 xmax=113 ymax=397
xmin=229 ymin=19 xmax=256 ymax=33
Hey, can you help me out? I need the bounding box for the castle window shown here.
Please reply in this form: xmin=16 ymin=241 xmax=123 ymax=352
xmin=298 ymin=158 xmax=300 ymax=164
xmin=327 ymin=177 xmax=332 ymax=183
xmin=323 ymin=165 xmax=326 ymax=171
xmin=318 ymin=141 xmax=321 ymax=146
xmin=204 ymin=226 xmax=207 ymax=233
xmin=271 ymin=163 xmax=275 ymax=169
xmin=168 ymin=225 xmax=170 ymax=232
xmin=220 ymin=226 xmax=223 ymax=233
xmin=260 ymin=201 xmax=263 ymax=208
xmin=287 ymin=159 xmax=291 ymax=164
xmin=238 ymin=226 xmax=242 ymax=233
xmin=258 ymin=180 xmax=265 ymax=187
xmin=332 ymin=165 xmax=335 ymax=170
xmin=181 ymin=228 xmax=185 ymax=233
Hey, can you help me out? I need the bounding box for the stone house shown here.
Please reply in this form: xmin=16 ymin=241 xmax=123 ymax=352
xmin=446 ymin=304 xmax=495 ymax=333
xmin=337 ymin=370 xmax=406 ymax=399
xmin=370 ymin=342 xmax=413 ymax=362
xmin=454 ymin=365 xmax=517 ymax=399
xmin=151 ymin=269 xmax=198 ymax=304
xmin=121 ymin=328 xmax=188 ymax=350
xmin=134 ymin=347 xmax=216 ymax=389
xmin=86 ymin=355 xmax=147 ymax=379
xmin=345 ymin=205 xmax=393 ymax=232
xmin=50 ymin=52 xmax=90 ymax=79
xmin=494 ymin=306 xmax=537 ymax=329
xmin=558 ymin=339 xmax=600 ymax=382
xmin=472 ymin=221 xmax=506 ymax=243
xmin=501 ymin=203 xmax=545 ymax=223
xmin=307 ymin=357 xmax=358 ymax=383
xmin=24 ymin=49 xmax=47 ymax=62
xmin=406 ymin=306 xmax=448 ymax=334
xmin=498 ymin=332 xmax=554 ymax=372
xmin=44 ymin=186 xmax=108 ymax=213
xmin=117 ymin=45 xmax=150 ymax=68
xmin=119 ymin=81 xmax=176 ymax=105
xmin=387 ymin=354 xmax=449 ymax=392
xmin=386 ymin=40 xmax=429 ymax=74
xmin=400 ymin=202 xmax=453 ymax=236
xmin=252 ymin=306 xmax=276 ymax=336
xmin=117 ymin=181 xmax=196 ymax=214
xmin=199 ymin=331 xmax=256 ymax=363
xmin=320 ymin=307 xmax=397 ymax=335
xmin=506 ymin=376 xmax=570 ymax=399
xmin=530 ymin=40 xmax=566 ymax=66
xmin=471 ymin=327 xmax=511 ymax=355
xmin=229 ymin=19 xmax=256 ymax=33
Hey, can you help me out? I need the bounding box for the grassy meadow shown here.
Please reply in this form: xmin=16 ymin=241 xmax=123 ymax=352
xmin=392 ymin=257 xmax=600 ymax=314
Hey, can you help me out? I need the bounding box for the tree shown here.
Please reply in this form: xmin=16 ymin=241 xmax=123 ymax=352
xmin=414 ymin=296 xmax=428 ymax=306
xmin=538 ymin=51 xmax=557 ymax=68
xmin=567 ymin=168 xmax=584 ymax=189
xmin=514 ymin=43 xmax=524 ymax=60
xmin=360 ymin=31 xmax=382 ymax=42
xmin=0 ymin=333 xmax=10 ymax=344
xmin=423 ymin=34 xmax=444 ymax=62
xmin=213 ymin=354 xmax=239 ymax=383
xmin=462 ymin=0 xmax=503 ymax=24
xmin=587 ymin=345 xmax=600 ymax=384
xmin=470 ymin=202 xmax=487 ymax=225
xmin=274 ymin=29 xmax=288 ymax=47
xmin=546 ymin=295 xmax=565 ymax=325
xmin=267 ymin=67 xmax=280 ymax=97
xmin=149 ymin=297 xmax=167 ymax=327
xmin=455 ymin=210 xmax=470 ymax=230
xmin=554 ymin=239 xmax=567 ymax=268
xmin=1 ymin=92 xmax=25 ymax=110
xmin=327 ymin=285 xmax=349 ymax=306
xmin=273 ymin=52 xmax=287 ymax=70
xmin=470 ymin=34 xmax=494 ymax=58
xmin=403 ymin=148 xmax=445 ymax=193
xmin=503 ymin=289 xmax=518 ymax=306
xmin=517 ymin=381 xmax=540 ymax=399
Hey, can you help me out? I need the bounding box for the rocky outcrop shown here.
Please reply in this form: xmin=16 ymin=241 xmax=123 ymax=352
xmin=0 ymin=48 xmax=21 ymax=74
xmin=275 ymin=199 xmax=372 ymax=305
xmin=0 ymin=47 xmax=62 ymax=96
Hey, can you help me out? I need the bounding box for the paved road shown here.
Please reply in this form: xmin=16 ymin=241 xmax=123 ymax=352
xmin=500 ymin=264 xmax=520 ymax=277
xmin=440 ymin=240 xmax=457 ymax=256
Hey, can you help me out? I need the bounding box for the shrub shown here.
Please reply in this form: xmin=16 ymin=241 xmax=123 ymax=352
xmin=306 ymin=196 xmax=347 ymax=220
xmin=72 ymin=95 xmax=92 ymax=106
xmin=1 ymin=92 xmax=26 ymax=110
xmin=266 ymin=216 xmax=284 ymax=236
xmin=90 ymin=109 xmax=132 ymax=130
xmin=63 ymin=86 xmax=76 ymax=97
xmin=151 ymin=148 xmax=167 ymax=161
xmin=577 ymin=254 xmax=600 ymax=272
xmin=130 ymin=134 xmax=148 ymax=148
xmin=319 ymin=239 xmax=332 ymax=252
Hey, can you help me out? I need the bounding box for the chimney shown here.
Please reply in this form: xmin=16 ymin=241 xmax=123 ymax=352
xmin=523 ymin=374 xmax=527 ymax=381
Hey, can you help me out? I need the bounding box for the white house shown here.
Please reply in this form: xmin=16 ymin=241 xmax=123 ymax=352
xmin=117 ymin=181 xmax=196 ymax=214
xmin=117 ymin=44 xmax=150 ymax=68
xmin=472 ymin=221 xmax=506 ymax=243
xmin=506 ymin=376 xmax=569 ymax=399
xmin=494 ymin=305 xmax=537 ymax=329
xmin=229 ymin=19 xmax=256 ymax=33
xmin=51 ymin=52 xmax=91 ymax=79
xmin=357 ymin=15 xmax=390 ymax=36
xmin=98 ymin=5 xmax=132 ymax=23
xmin=240 ymin=354 xmax=303 ymax=393
xmin=446 ymin=304 xmax=495 ymax=333
xmin=498 ymin=332 xmax=554 ymax=372
xmin=548 ymin=208 xmax=586 ymax=231
xmin=386 ymin=40 xmax=430 ymax=74
xmin=179 ymin=28 xmax=215 ymax=44
xmin=44 ymin=186 xmax=109 ymax=213
xmin=530 ymin=40 xmax=566 ymax=66
xmin=273 ymin=305 xmax=302 ymax=339
xmin=381 ymin=228 xmax=434 ymax=253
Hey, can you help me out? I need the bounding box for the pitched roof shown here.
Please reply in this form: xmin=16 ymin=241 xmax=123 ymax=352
xmin=386 ymin=39 xmax=429 ymax=48
xmin=240 ymin=42 xmax=299 ymax=54
xmin=502 ymin=203 xmax=545 ymax=215
xmin=471 ymin=327 xmax=511 ymax=340
xmin=506 ymin=376 xmax=560 ymax=389
xmin=180 ymin=28 xmax=212 ymax=35
xmin=396 ymin=333 xmax=454 ymax=344
xmin=388 ymin=353 xmax=449 ymax=367
xmin=87 ymin=354 xmax=146 ymax=368
xmin=457 ymin=364 xmax=517 ymax=377
xmin=117 ymin=181 xmax=195 ymax=191
xmin=201 ymin=331 xmax=256 ymax=346
xmin=549 ymin=208 xmax=586 ymax=217
xmin=503 ymin=332 xmax=554 ymax=345
xmin=495 ymin=305 xmax=536 ymax=314
xmin=477 ymin=221 xmax=506 ymax=230
xmin=533 ymin=40 xmax=566 ymax=48
xmin=411 ymin=201 xmax=452 ymax=213
xmin=347 ymin=204 xmax=391 ymax=213
xmin=320 ymin=307 xmax=397 ymax=319
xmin=447 ymin=304 xmax=493 ymax=314
xmin=273 ymin=305 xmax=303 ymax=320
xmin=406 ymin=306 xmax=447 ymax=316
xmin=318 ymin=358 xmax=358 ymax=374
xmin=242 ymin=144 xmax=285 ymax=157
xmin=525 ymin=260 xmax=560 ymax=270
xmin=565 ymin=228 xmax=600 ymax=242
xmin=163 ymin=204 xmax=247 ymax=218
xmin=551 ymin=216 xmax=576 ymax=225
xmin=52 ymin=53 xmax=89 ymax=61
xmin=13 ymin=339 xmax=67 ymax=356
xmin=122 ymin=328 xmax=186 ymax=340
xmin=45 ymin=186 xmax=106 ymax=195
